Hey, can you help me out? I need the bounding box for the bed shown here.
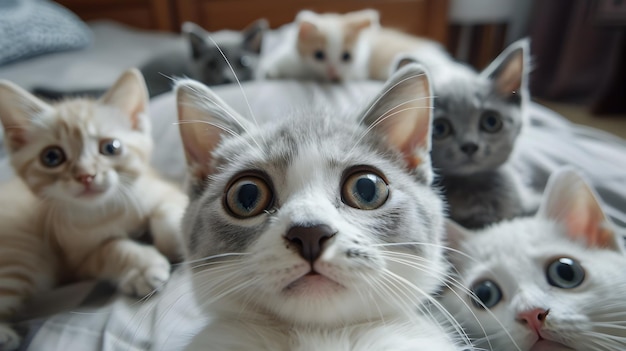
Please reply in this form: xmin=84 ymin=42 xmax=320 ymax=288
xmin=1 ymin=18 xmax=625 ymax=351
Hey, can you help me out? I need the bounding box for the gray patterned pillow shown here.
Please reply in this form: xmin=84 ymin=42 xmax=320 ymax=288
xmin=0 ymin=0 xmax=92 ymax=66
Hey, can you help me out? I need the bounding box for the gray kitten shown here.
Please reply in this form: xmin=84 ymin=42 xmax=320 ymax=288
xmin=32 ymin=20 xmax=267 ymax=99
xmin=175 ymin=65 xmax=470 ymax=350
xmin=400 ymin=39 xmax=538 ymax=229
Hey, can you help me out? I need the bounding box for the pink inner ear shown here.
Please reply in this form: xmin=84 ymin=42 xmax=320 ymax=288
xmin=298 ymin=21 xmax=317 ymax=40
xmin=6 ymin=128 xmax=27 ymax=150
xmin=566 ymin=210 xmax=615 ymax=249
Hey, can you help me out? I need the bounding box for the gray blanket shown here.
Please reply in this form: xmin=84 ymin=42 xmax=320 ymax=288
xmin=3 ymin=80 xmax=624 ymax=351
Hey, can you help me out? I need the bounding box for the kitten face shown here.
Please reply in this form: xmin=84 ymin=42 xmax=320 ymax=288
xmin=443 ymin=169 xmax=626 ymax=351
xmin=184 ymin=20 xmax=267 ymax=85
xmin=0 ymin=70 xmax=152 ymax=207
xmin=176 ymin=65 xmax=448 ymax=326
xmin=296 ymin=10 xmax=377 ymax=81
xmin=429 ymin=40 xmax=528 ymax=176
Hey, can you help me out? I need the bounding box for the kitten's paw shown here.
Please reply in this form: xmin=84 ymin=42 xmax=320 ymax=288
xmin=0 ymin=323 xmax=20 ymax=351
xmin=118 ymin=249 xmax=171 ymax=298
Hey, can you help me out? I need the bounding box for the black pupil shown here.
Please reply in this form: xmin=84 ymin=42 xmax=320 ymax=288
xmin=314 ymin=50 xmax=325 ymax=60
xmin=434 ymin=122 xmax=447 ymax=135
xmin=342 ymin=52 xmax=351 ymax=61
xmin=475 ymin=284 xmax=492 ymax=304
xmin=45 ymin=150 xmax=61 ymax=165
xmin=238 ymin=183 xmax=259 ymax=211
xmin=105 ymin=143 xmax=116 ymax=154
xmin=486 ymin=116 xmax=497 ymax=126
xmin=356 ymin=177 xmax=376 ymax=203
xmin=556 ymin=263 xmax=575 ymax=282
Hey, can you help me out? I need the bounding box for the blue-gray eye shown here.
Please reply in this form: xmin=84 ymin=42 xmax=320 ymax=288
xmin=40 ymin=146 xmax=66 ymax=168
xmin=480 ymin=110 xmax=503 ymax=133
xmin=225 ymin=176 xmax=273 ymax=218
xmin=471 ymin=280 xmax=502 ymax=309
xmin=314 ymin=50 xmax=325 ymax=61
xmin=99 ymin=139 xmax=122 ymax=156
xmin=432 ymin=118 xmax=453 ymax=139
xmin=342 ymin=170 xmax=389 ymax=210
xmin=342 ymin=51 xmax=351 ymax=62
xmin=547 ymin=257 xmax=585 ymax=289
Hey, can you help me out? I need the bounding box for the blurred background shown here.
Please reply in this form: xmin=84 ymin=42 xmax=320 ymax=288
xmin=0 ymin=0 xmax=624 ymax=137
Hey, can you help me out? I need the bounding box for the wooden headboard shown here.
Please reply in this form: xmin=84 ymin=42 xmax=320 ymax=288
xmin=55 ymin=0 xmax=449 ymax=44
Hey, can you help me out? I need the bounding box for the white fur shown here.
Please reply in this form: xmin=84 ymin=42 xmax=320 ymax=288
xmin=442 ymin=169 xmax=626 ymax=351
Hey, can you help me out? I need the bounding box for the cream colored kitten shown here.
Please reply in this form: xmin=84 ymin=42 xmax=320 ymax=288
xmin=0 ymin=69 xmax=188 ymax=350
xmin=368 ymin=28 xmax=451 ymax=81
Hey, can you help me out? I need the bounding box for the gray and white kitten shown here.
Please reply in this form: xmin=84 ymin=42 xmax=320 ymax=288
xmin=398 ymin=39 xmax=538 ymax=229
xmin=175 ymin=65 xmax=470 ymax=350
xmin=442 ymin=168 xmax=626 ymax=351
xmin=32 ymin=20 xmax=267 ymax=99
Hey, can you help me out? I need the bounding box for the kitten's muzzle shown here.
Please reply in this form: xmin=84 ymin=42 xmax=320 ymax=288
xmin=460 ymin=143 xmax=479 ymax=156
xmin=285 ymin=224 xmax=336 ymax=264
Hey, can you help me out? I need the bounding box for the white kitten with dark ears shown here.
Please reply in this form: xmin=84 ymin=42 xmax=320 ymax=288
xmin=175 ymin=65 xmax=470 ymax=350
xmin=442 ymin=168 xmax=626 ymax=351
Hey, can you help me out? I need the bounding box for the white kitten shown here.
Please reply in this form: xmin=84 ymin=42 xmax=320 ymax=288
xmin=257 ymin=9 xmax=377 ymax=81
xmin=442 ymin=168 xmax=626 ymax=351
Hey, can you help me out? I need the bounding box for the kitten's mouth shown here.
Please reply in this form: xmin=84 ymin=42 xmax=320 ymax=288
xmin=283 ymin=270 xmax=344 ymax=295
xmin=530 ymin=340 xmax=573 ymax=351
xmin=77 ymin=187 xmax=107 ymax=198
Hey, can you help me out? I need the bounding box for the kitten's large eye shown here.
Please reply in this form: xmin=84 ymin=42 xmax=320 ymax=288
xmin=314 ymin=50 xmax=325 ymax=61
xmin=480 ymin=111 xmax=503 ymax=133
xmin=471 ymin=280 xmax=502 ymax=309
xmin=341 ymin=51 xmax=351 ymax=62
xmin=99 ymin=139 xmax=123 ymax=156
xmin=225 ymin=175 xmax=273 ymax=218
xmin=40 ymin=146 xmax=66 ymax=168
xmin=432 ymin=118 xmax=453 ymax=139
xmin=546 ymin=257 xmax=585 ymax=289
xmin=342 ymin=168 xmax=389 ymax=210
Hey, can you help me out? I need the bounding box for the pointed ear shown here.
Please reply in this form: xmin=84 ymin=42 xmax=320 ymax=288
xmin=176 ymin=79 xmax=251 ymax=189
xmin=182 ymin=21 xmax=208 ymax=60
xmin=0 ymin=80 xmax=54 ymax=151
xmin=345 ymin=9 xmax=379 ymax=33
xmin=99 ymin=68 xmax=149 ymax=132
xmin=242 ymin=18 xmax=268 ymax=54
xmin=391 ymin=54 xmax=418 ymax=74
xmin=480 ymin=38 xmax=529 ymax=101
xmin=444 ymin=219 xmax=471 ymax=251
xmin=360 ymin=63 xmax=433 ymax=181
xmin=297 ymin=20 xmax=318 ymax=41
xmin=538 ymin=168 xmax=621 ymax=252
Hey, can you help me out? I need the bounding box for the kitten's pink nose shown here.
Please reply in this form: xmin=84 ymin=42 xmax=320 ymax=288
xmin=285 ymin=225 xmax=335 ymax=264
xmin=76 ymin=174 xmax=95 ymax=186
xmin=327 ymin=66 xmax=339 ymax=81
xmin=517 ymin=308 xmax=550 ymax=332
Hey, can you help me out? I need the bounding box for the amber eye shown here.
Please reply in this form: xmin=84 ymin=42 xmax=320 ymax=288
xmin=225 ymin=175 xmax=273 ymax=218
xmin=99 ymin=139 xmax=123 ymax=156
xmin=40 ymin=146 xmax=66 ymax=168
xmin=342 ymin=169 xmax=389 ymax=210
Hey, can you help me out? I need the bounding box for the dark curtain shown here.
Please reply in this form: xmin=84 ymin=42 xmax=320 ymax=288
xmin=529 ymin=0 xmax=625 ymax=114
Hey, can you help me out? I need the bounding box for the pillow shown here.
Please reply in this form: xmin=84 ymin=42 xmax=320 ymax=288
xmin=0 ymin=0 xmax=92 ymax=66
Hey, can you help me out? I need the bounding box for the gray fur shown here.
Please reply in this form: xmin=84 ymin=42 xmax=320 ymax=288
xmin=175 ymin=65 xmax=468 ymax=349
xmin=405 ymin=39 xmax=537 ymax=229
